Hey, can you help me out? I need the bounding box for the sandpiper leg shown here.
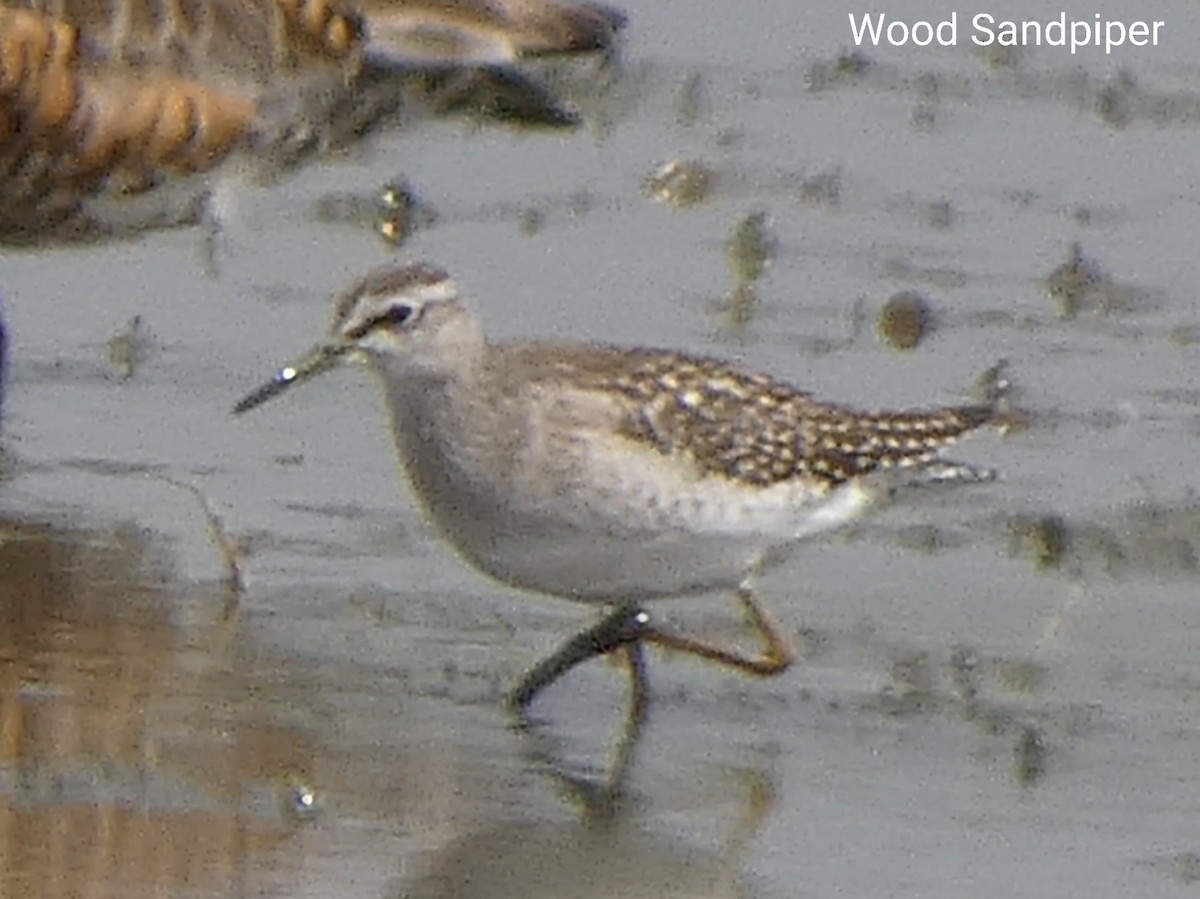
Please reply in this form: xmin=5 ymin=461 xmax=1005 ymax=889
xmin=509 ymin=587 xmax=792 ymax=716
xmin=558 ymin=642 xmax=650 ymax=817
xmin=610 ymin=641 xmax=648 ymax=779
xmin=622 ymin=640 xmax=649 ymax=726
xmin=639 ymin=586 xmax=794 ymax=677
xmin=507 ymin=602 xmax=647 ymax=712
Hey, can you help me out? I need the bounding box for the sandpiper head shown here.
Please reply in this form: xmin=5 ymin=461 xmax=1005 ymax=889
xmin=233 ymin=261 xmax=477 ymax=415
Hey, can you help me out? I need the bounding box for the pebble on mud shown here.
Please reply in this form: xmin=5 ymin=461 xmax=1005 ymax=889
xmin=1094 ymin=70 xmax=1139 ymax=129
xmin=1013 ymin=725 xmax=1048 ymax=787
xmin=1007 ymin=514 xmax=1069 ymax=570
xmin=645 ymin=159 xmax=715 ymax=208
xmin=877 ymin=291 xmax=931 ymax=350
xmin=721 ymin=282 xmax=759 ymax=328
xmin=377 ymin=179 xmax=437 ymax=246
xmin=725 ymin=211 xmax=773 ymax=284
xmin=105 ymin=315 xmax=148 ymax=382
xmin=1043 ymin=242 xmax=1146 ymax=319
xmin=310 ymin=178 xmax=435 ymax=247
xmin=806 ymin=50 xmax=872 ymax=92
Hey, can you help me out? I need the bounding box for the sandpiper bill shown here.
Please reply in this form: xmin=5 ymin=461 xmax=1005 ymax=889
xmin=234 ymin=262 xmax=1007 ymax=714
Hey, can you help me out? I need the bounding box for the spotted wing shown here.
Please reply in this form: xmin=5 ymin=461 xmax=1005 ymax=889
xmin=604 ymin=350 xmax=995 ymax=488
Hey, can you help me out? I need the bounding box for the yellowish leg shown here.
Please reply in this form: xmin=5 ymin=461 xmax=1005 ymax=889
xmin=561 ymin=642 xmax=650 ymax=818
xmin=509 ymin=591 xmax=792 ymax=807
xmin=508 ymin=587 xmax=793 ymax=716
xmin=609 ymin=641 xmax=647 ymax=783
xmin=510 ymin=621 xmax=649 ymax=814
xmin=640 ymin=586 xmax=795 ymax=677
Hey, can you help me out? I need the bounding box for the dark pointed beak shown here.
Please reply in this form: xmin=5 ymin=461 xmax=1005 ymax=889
xmin=232 ymin=342 xmax=352 ymax=415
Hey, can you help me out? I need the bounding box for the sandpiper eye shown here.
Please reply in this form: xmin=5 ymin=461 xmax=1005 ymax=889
xmin=386 ymin=305 xmax=413 ymax=325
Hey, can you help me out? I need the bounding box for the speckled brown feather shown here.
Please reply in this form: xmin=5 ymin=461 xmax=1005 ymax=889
xmin=603 ymin=351 xmax=994 ymax=488
xmin=474 ymin=340 xmax=999 ymax=491
xmin=8 ymin=0 xmax=364 ymax=76
xmin=0 ymin=7 xmax=259 ymax=236
xmin=0 ymin=1 xmax=335 ymax=237
xmin=2 ymin=0 xmax=614 ymax=240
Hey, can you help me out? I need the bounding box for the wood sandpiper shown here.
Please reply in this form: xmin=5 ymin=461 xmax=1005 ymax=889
xmin=234 ymin=261 xmax=1008 ymax=716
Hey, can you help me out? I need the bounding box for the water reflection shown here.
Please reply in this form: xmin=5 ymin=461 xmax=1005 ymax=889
xmin=396 ymin=768 xmax=776 ymax=899
xmin=0 ymin=290 xmax=7 ymax=422
xmin=0 ymin=514 xmax=782 ymax=897
xmin=0 ymin=516 xmax=312 ymax=898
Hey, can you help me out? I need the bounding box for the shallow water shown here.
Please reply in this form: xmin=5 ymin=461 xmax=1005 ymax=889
xmin=4 ymin=1 xmax=1200 ymax=896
